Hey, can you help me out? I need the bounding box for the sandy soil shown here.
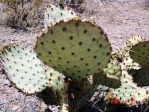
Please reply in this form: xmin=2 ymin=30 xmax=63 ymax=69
xmin=0 ymin=0 xmax=149 ymax=112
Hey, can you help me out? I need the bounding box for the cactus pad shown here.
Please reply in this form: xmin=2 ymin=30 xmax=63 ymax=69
xmin=112 ymin=80 xmax=149 ymax=106
xmin=93 ymin=71 xmax=121 ymax=89
xmin=35 ymin=20 xmax=111 ymax=81
xmin=44 ymin=4 xmax=78 ymax=29
xmin=45 ymin=67 xmax=65 ymax=92
xmin=133 ymin=68 xmax=149 ymax=86
xmin=114 ymin=35 xmax=143 ymax=59
xmin=0 ymin=45 xmax=49 ymax=94
xmin=114 ymin=36 xmax=143 ymax=71
xmin=103 ymin=57 xmax=121 ymax=78
xmin=112 ymin=69 xmax=149 ymax=106
xmin=129 ymin=40 xmax=149 ymax=67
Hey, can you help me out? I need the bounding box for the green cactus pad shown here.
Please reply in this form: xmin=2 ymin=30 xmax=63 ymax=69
xmin=112 ymin=80 xmax=149 ymax=105
xmin=93 ymin=71 xmax=121 ymax=89
xmin=35 ymin=19 xmax=111 ymax=81
xmin=45 ymin=67 xmax=65 ymax=92
xmin=44 ymin=4 xmax=78 ymax=29
xmin=114 ymin=36 xmax=143 ymax=59
xmin=103 ymin=57 xmax=121 ymax=78
xmin=0 ymin=45 xmax=49 ymax=94
xmin=123 ymin=35 xmax=145 ymax=68
xmin=133 ymin=68 xmax=149 ymax=86
xmin=114 ymin=36 xmax=143 ymax=71
xmin=130 ymin=40 xmax=149 ymax=67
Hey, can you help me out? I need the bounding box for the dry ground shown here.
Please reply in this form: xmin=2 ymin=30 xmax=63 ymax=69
xmin=0 ymin=0 xmax=149 ymax=112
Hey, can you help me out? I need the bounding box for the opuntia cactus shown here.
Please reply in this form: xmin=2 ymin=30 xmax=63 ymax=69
xmin=103 ymin=56 xmax=121 ymax=78
xmin=110 ymin=35 xmax=149 ymax=106
xmin=45 ymin=66 xmax=65 ymax=93
xmin=93 ymin=71 xmax=121 ymax=89
xmin=35 ymin=19 xmax=112 ymax=81
xmin=130 ymin=39 xmax=149 ymax=67
xmin=114 ymin=36 xmax=143 ymax=71
xmin=133 ymin=68 xmax=149 ymax=86
xmin=0 ymin=45 xmax=50 ymax=94
xmin=2 ymin=3 xmax=149 ymax=111
xmin=112 ymin=79 xmax=149 ymax=106
xmin=44 ymin=4 xmax=78 ymax=29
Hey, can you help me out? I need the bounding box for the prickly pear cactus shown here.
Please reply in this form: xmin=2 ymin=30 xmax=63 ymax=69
xmin=114 ymin=36 xmax=143 ymax=71
xmin=35 ymin=19 xmax=111 ymax=81
xmin=44 ymin=4 xmax=78 ymax=29
xmin=133 ymin=68 xmax=149 ymax=86
xmin=130 ymin=40 xmax=149 ymax=67
xmin=112 ymin=69 xmax=149 ymax=106
xmin=0 ymin=45 xmax=49 ymax=94
xmin=114 ymin=35 xmax=144 ymax=60
xmin=117 ymin=35 xmax=144 ymax=69
xmin=93 ymin=71 xmax=121 ymax=89
xmin=45 ymin=66 xmax=65 ymax=93
xmin=103 ymin=56 xmax=121 ymax=78
xmin=112 ymin=80 xmax=149 ymax=106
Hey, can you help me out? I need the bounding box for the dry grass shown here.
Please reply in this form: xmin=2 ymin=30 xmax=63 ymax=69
xmin=0 ymin=0 xmax=44 ymax=30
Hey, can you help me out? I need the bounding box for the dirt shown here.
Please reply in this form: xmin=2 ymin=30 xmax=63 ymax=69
xmin=0 ymin=0 xmax=149 ymax=112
